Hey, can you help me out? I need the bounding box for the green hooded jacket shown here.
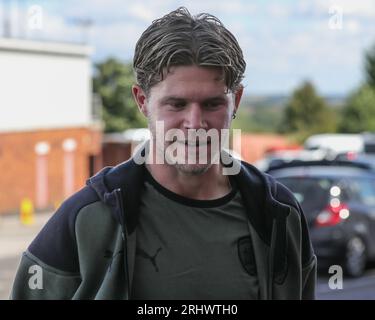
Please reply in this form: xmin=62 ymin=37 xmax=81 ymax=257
xmin=10 ymin=149 xmax=316 ymax=299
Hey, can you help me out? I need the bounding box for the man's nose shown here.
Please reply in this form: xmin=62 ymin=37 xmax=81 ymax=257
xmin=184 ymin=104 xmax=207 ymax=129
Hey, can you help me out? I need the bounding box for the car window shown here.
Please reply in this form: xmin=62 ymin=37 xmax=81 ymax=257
xmin=277 ymin=177 xmax=331 ymax=216
xmin=349 ymin=178 xmax=375 ymax=206
xmin=334 ymin=179 xmax=351 ymax=202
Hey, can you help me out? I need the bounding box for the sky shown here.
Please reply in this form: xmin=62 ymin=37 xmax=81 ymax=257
xmin=1 ymin=0 xmax=375 ymax=96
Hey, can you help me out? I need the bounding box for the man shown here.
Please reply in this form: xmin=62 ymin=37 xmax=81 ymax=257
xmin=11 ymin=7 xmax=316 ymax=299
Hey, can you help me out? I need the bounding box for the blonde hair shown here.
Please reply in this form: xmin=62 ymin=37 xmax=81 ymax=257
xmin=133 ymin=7 xmax=246 ymax=95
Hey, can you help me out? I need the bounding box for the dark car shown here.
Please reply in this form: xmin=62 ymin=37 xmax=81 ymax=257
xmin=267 ymin=160 xmax=375 ymax=277
xmin=335 ymin=152 xmax=375 ymax=171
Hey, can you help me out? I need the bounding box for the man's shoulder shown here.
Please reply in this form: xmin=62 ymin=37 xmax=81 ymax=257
xmin=265 ymin=172 xmax=301 ymax=213
xmin=239 ymin=160 xmax=301 ymax=214
xmin=59 ymin=185 xmax=102 ymax=218
xmin=26 ymin=159 xmax=142 ymax=273
xmin=28 ymin=185 xmax=101 ymax=273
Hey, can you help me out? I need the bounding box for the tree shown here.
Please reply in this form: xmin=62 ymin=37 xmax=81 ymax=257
xmin=232 ymin=105 xmax=283 ymax=133
xmin=338 ymin=85 xmax=375 ymax=133
xmin=365 ymin=44 xmax=375 ymax=89
xmin=93 ymin=58 xmax=147 ymax=132
xmin=279 ymin=81 xmax=336 ymax=140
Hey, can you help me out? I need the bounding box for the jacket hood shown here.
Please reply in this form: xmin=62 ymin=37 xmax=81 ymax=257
xmin=86 ymin=161 xmax=145 ymax=232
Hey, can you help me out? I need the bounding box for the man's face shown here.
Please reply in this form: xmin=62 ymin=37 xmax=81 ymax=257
xmin=133 ymin=65 xmax=242 ymax=175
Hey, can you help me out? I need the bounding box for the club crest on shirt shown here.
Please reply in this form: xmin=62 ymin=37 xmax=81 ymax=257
xmin=237 ymin=236 xmax=257 ymax=276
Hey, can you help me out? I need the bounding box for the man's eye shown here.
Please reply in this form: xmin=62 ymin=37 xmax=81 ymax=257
xmin=204 ymin=102 xmax=221 ymax=109
xmin=171 ymin=103 xmax=186 ymax=109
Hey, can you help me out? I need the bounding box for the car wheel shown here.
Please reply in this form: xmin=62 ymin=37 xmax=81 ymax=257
xmin=344 ymin=236 xmax=367 ymax=277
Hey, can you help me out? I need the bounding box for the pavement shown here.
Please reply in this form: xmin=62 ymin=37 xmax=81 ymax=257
xmin=0 ymin=211 xmax=53 ymax=300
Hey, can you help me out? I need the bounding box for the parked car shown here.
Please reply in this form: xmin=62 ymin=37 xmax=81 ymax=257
xmin=267 ymin=160 xmax=375 ymax=277
xmin=254 ymin=148 xmax=326 ymax=172
xmin=335 ymin=152 xmax=375 ymax=171
xmin=304 ymin=134 xmax=364 ymax=160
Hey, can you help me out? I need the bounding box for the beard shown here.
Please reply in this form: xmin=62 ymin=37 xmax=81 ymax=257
xmin=174 ymin=163 xmax=211 ymax=176
xmin=166 ymin=135 xmax=223 ymax=176
xmin=147 ymin=116 xmax=224 ymax=175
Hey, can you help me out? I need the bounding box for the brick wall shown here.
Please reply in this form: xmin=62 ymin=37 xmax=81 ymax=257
xmin=0 ymin=127 xmax=102 ymax=215
xmin=102 ymin=143 xmax=132 ymax=167
xmin=234 ymin=133 xmax=296 ymax=164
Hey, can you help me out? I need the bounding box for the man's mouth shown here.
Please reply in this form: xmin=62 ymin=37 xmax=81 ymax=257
xmin=183 ymin=139 xmax=211 ymax=146
xmin=185 ymin=141 xmax=210 ymax=146
xmin=171 ymin=136 xmax=212 ymax=146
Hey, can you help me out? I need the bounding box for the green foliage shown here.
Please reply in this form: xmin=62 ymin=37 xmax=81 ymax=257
xmin=93 ymin=58 xmax=147 ymax=133
xmin=279 ymin=81 xmax=337 ymax=140
xmin=365 ymin=44 xmax=375 ymax=89
xmin=232 ymin=104 xmax=283 ymax=133
xmin=338 ymin=85 xmax=375 ymax=133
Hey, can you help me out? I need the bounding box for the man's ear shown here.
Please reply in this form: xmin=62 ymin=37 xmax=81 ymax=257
xmin=233 ymin=86 xmax=244 ymax=114
xmin=132 ymin=84 xmax=148 ymax=117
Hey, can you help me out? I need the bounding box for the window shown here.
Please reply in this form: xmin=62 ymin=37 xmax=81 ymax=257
xmin=349 ymin=178 xmax=375 ymax=206
xmin=277 ymin=177 xmax=331 ymax=216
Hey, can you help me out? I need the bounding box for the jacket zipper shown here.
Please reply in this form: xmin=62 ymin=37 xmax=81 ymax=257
xmin=115 ymin=188 xmax=130 ymax=299
xmin=268 ymin=219 xmax=277 ymax=299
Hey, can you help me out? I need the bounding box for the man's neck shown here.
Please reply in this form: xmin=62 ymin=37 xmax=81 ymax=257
xmin=145 ymin=163 xmax=231 ymax=200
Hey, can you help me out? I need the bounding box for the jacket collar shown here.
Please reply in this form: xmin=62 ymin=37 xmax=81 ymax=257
xmin=87 ymin=154 xmax=146 ymax=234
xmin=235 ymin=161 xmax=291 ymax=245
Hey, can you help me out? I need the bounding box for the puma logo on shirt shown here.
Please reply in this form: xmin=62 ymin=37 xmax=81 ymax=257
xmin=136 ymin=247 xmax=163 ymax=272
